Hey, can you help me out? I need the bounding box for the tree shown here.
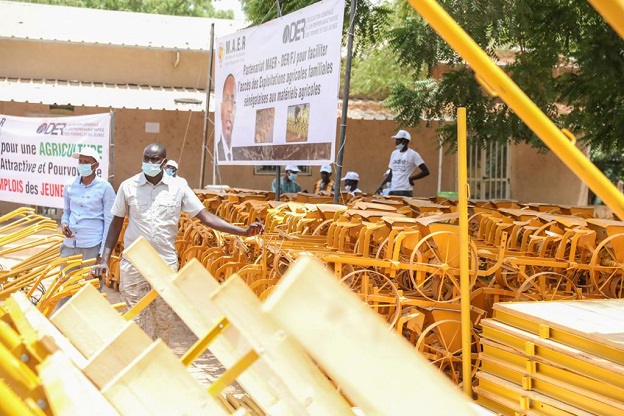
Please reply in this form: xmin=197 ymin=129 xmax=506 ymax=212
xmin=15 ymin=0 xmax=235 ymax=18
xmin=386 ymin=0 xmax=624 ymax=158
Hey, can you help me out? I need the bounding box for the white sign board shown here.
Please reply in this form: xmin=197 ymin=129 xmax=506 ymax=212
xmin=214 ymin=0 xmax=345 ymax=165
xmin=0 ymin=113 xmax=111 ymax=209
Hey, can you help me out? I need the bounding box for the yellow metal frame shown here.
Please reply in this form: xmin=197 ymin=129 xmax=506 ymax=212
xmin=588 ymin=0 xmax=624 ymax=41
xmin=407 ymin=0 xmax=624 ymax=220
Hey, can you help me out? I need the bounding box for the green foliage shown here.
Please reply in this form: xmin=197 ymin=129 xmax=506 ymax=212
xmin=386 ymin=0 xmax=624 ymax=157
xmin=241 ymin=0 xmax=391 ymax=56
xmin=14 ymin=0 xmax=234 ymax=18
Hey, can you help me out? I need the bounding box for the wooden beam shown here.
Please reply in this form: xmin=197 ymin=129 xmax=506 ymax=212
xmin=50 ymin=284 xmax=126 ymax=358
xmin=83 ymin=321 xmax=152 ymax=389
xmin=38 ymin=351 xmax=119 ymax=416
xmin=101 ymin=340 xmax=228 ymax=415
xmin=211 ymin=275 xmax=353 ymax=415
xmin=263 ymin=256 xmax=477 ymax=416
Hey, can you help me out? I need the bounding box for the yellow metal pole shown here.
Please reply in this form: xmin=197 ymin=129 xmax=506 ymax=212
xmin=407 ymin=0 xmax=624 ymax=220
xmin=588 ymin=0 xmax=624 ymax=41
xmin=457 ymin=107 xmax=472 ymax=397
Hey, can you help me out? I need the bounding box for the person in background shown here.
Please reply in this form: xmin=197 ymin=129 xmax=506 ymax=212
xmin=92 ymin=143 xmax=263 ymax=345
xmin=341 ymin=171 xmax=362 ymax=197
xmin=376 ymin=130 xmax=429 ymax=197
xmin=271 ymin=164 xmax=302 ymax=194
xmin=313 ymin=164 xmax=334 ymax=194
xmin=60 ymin=146 xmax=115 ymax=293
xmin=164 ymin=160 xmax=178 ymax=177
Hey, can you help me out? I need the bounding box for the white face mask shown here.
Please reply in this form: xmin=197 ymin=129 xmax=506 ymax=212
xmin=77 ymin=163 xmax=94 ymax=177
xmin=142 ymin=162 xmax=162 ymax=177
xmin=345 ymin=185 xmax=352 ymax=191
xmin=396 ymin=144 xmax=405 ymax=151
xmin=288 ymin=173 xmax=297 ymax=181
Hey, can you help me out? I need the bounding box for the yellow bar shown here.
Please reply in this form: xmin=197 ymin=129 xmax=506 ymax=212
xmin=123 ymin=288 xmax=158 ymax=321
xmin=588 ymin=0 xmax=624 ymax=41
xmin=0 ymin=380 xmax=41 ymax=416
xmin=181 ymin=317 xmax=229 ymax=367
xmin=407 ymin=0 xmax=624 ymax=220
xmin=457 ymin=107 xmax=472 ymax=397
xmin=207 ymin=350 xmax=259 ymax=398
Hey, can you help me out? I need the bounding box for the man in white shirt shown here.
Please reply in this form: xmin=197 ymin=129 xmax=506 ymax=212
xmin=93 ymin=143 xmax=263 ymax=344
xmin=376 ymin=130 xmax=429 ymax=197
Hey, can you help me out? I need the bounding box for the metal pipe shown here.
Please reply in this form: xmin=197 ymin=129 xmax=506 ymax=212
xmin=407 ymin=0 xmax=624 ymax=220
xmin=201 ymin=23 xmax=215 ymax=188
xmin=457 ymin=107 xmax=472 ymax=397
xmin=588 ymin=0 xmax=624 ymax=42
xmin=333 ymin=0 xmax=357 ymax=204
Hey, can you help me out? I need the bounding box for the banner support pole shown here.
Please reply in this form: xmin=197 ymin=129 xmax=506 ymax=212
xmin=333 ymin=0 xmax=356 ymax=204
xmin=200 ymin=23 xmax=215 ymax=188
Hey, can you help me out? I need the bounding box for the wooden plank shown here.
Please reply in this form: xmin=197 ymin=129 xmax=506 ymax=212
xmin=50 ymin=284 xmax=126 ymax=358
xmin=211 ymin=275 xmax=353 ymax=415
xmin=495 ymin=300 xmax=624 ymax=337
xmin=10 ymin=292 xmax=87 ymax=368
xmin=262 ymin=256 xmax=477 ymax=416
xmin=479 ymin=351 xmax=624 ymax=414
xmin=38 ymin=352 xmax=119 ymax=416
xmin=101 ymin=340 xmax=228 ymax=416
xmin=481 ymin=338 xmax=624 ymax=402
xmin=481 ymin=319 xmax=624 ymax=385
xmin=122 ymin=237 xmax=296 ymax=415
xmin=83 ymin=321 xmax=152 ymax=389
xmin=476 ymin=372 xmax=594 ymax=416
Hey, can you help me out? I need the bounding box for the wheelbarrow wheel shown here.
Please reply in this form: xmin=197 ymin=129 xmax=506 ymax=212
xmin=416 ymin=319 xmax=481 ymax=387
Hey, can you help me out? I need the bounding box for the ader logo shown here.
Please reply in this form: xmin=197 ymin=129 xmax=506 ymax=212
xmin=225 ymin=36 xmax=245 ymax=53
xmin=36 ymin=122 xmax=66 ymax=136
xmin=283 ymin=19 xmax=305 ymax=43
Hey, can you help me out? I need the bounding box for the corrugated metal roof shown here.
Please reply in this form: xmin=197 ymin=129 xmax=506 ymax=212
xmin=0 ymin=78 xmax=393 ymax=120
xmin=0 ymin=78 xmax=212 ymax=112
xmin=0 ymin=1 xmax=246 ymax=51
xmin=340 ymin=100 xmax=395 ymax=120
xmin=0 ymin=78 xmax=395 ymax=119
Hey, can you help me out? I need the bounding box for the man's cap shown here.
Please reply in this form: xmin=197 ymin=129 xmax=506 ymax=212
xmin=165 ymin=160 xmax=179 ymax=169
xmin=71 ymin=146 xmax=100 ymax=161
xmin=285 ymin=164 xmax=301 ymax=173
xmin=391 ymin=130 xmax=411 ymax=141
xmin=320 ymin=164 xmax=332 ymax=173
xmin=341 ymin=171 xmax=360 ymax=181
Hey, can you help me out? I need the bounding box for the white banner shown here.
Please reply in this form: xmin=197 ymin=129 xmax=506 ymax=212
xmin=214 ymin=0 xmax=345 ymax=165
xmin=0 ymin=113 xmax=111 ymax=209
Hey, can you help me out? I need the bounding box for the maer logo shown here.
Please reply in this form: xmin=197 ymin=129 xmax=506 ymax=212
xmin=283 ymin=19 xmax=305 ymax=43
xmin=36 ymin=123 xmax=66 ymax=136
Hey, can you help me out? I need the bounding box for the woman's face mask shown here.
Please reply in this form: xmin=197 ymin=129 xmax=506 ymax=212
xmin=77 ymin=163 xmax=94 ymax=177
xmin=288 ymin=173 xmax=297 ymax=181
xmin=165 ymin=168 xmax=175 ymax=176
xmin=142 ymin=162 xmax=162 ymax=177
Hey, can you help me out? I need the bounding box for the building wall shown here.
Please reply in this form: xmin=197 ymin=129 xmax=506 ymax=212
xmin=510 ymin=142 xmax=587 ymax=205
xmin=0 ymin=100 xmax=588 ymax=211
xmin=1 ymin=40 xmax=210 ymax=89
